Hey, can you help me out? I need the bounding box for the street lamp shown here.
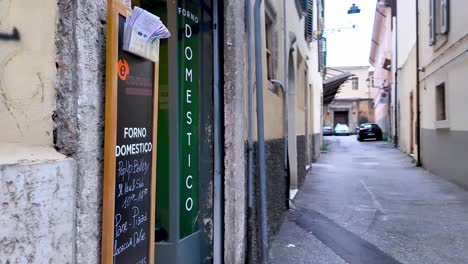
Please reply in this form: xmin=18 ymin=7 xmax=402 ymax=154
xmin=314 ymin=3 xmax=361 ymax=40
xmin=347 ymin=3 xmax=361 ymax=14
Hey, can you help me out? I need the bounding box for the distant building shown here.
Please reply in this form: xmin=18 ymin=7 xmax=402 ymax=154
xmin=369 ymin=0 xmax=395 ymax=135
xmin=323 ymin=66 xmax=376 ymax=131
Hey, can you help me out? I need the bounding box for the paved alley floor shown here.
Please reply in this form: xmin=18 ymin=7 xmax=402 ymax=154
xmin=270 ymin=136 xmax=468 ymax=264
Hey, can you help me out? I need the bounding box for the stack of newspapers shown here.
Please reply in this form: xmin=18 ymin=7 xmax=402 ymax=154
xmin=123 ymin=7 xmax=171 ymax=62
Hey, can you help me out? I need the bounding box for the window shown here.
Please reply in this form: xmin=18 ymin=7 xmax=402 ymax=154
xmin=429 ymin=0 xmax=449 ymax=46
xmin=436 ymin=83 xmax=446 ymax=121
xmin=352 ymin=77 xmax=358 ymax=90
xmin=304 ymin=0 xmax=313 ymax=43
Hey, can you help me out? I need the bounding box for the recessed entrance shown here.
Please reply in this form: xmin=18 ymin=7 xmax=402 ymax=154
xmin=334 ymin=111 xmax=349 ymax=127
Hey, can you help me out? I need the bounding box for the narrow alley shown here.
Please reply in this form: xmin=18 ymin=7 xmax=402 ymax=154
xmin=271 ymin=136 xmax=468 ymax=264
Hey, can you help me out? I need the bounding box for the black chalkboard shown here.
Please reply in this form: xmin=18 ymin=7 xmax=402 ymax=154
xmin=112 ymin=14 xmax=155 ymax=264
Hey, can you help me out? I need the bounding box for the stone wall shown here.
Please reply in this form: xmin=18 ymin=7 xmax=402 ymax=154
xmin=247 ymin=138 xmax=289 ymax=263
xmin=0 ymin=155 xmax=76 ymax=263
xmin=223 ymin=0 xmax=247 ymax=263
xmin=55 ymin=1 xmax=107 ymax=263
xmin=296 ymin=135 xmax=308 ymax=188
xmin=311 ymin=133 xmax=321 ymax=162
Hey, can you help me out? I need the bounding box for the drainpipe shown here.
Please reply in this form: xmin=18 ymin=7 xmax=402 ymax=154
xmin=246 ymin=0 xmax=255 ymax=261
xmin=270 ymin=79 xmax=287 ymax=170
xmin=213 ymin=0 xmax=222 ymax=262
xmin=254 ymin=0 xmax=269 ymax=263
xmin=282 ymin=0 xmax=289 ymax=175
xmin=415 ymin=0 xmax=421 ymax=164
xmin=393 ymin=16 xmax=398 ymax=148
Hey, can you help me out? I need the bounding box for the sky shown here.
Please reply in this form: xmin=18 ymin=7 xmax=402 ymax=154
xmin=324 ymin=0 xmax=376 ymax=67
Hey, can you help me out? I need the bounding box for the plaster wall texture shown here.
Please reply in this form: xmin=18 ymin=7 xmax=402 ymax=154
xmin=310 ymin=62 xmax=323 ymax=136
xmin=396 ymin=0 xmax=416 ymax=68
xmin=0 ymin=0 xmax=56 ymax=145
xmin=420 ymin=52 xmax=468 ymax=131
xmin=263 ymin=0 xmax=285 ymax=141
xmin=375 ymin=102 xmax=390 ymax=133
xmin=245 ymin=0 xmax=286 ymax=141
xmin=333 ymin=66 xmax=374 ymax=100
xmin=223 ymin=1 xmax=247 ymax=263
xmin=396 ymin=46 xmax=417 ymax=155
xmin=417 ymin=0 xmax=468 ymax=132
xmin=0 ymin=157 xmax=76 ymax=264
xmin=55 ymin=1 xmax=107 ymax=264
xmin=418 ymin=0 xmax=468 ymax=69
xmin=370 ymin=4 xmax=392 ymax=134
xmin=295 ymin=55 xmax=306 ymax=135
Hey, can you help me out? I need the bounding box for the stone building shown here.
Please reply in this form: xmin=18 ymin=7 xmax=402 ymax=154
xmin=0 ymin=0 xmax=324 ymax=263
xmin=323 ymin=66 xmax=376 ymax=131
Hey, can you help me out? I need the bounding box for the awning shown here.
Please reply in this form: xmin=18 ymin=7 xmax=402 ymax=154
xmin=323 ymin=72 xmax=353 ymax=105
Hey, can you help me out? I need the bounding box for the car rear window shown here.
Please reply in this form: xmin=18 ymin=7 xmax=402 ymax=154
xmin=363 ymin=124 xmax=372 ymax=129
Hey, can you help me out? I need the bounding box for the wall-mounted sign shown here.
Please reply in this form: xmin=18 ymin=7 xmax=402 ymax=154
xmin=102 ymin=1 xmax=159 ymax=264
xmin=178 ymin=1 xmax=200 ymax=239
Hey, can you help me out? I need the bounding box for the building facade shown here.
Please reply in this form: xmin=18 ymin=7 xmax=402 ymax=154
xmin=390 ymin=0 xmax=468 ymax=188
xmin=0 ymin=0 xmax=323 ymax=263
xmin=394 ymin=0 xmax=418 ymax=156
xmin=323 ymin=66 xmax=375 ymax=131
xmin=369 ymin=1 xmax=394 ymax=135
xmin=416 ymin=0 xmax=468 ymax=188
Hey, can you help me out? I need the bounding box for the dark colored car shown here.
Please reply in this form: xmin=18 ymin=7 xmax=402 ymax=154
xmin=357 ymin=123 xmax=383 ymax=141
xmin=322 ymin=125 xmax=333 ymax=136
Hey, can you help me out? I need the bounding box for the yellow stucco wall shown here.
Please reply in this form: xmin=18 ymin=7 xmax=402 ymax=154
xmin=333 ymin=66 xmax=375 ymax=100
xmin=418 ymin=0 xmax=468 ymax=131
xmin=396 ymin=46 xmax=417 ymax=154
xmin=262 ymin=0 xmax=286 ymax=140
xmin=295 ymin=53 xmax=306 ymax=136
xmin=0 ymin=0 xmax=56 ymax=145
xmin=247 ymin=0 xmax=320 ymax=141
xmin=421 ymin=53 xmax=468 ymax=131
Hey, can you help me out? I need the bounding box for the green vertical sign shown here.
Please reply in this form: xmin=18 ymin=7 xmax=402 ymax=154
xmin=178 ymin=1 xmax=200 ymax=239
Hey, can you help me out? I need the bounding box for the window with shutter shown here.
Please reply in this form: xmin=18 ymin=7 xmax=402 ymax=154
xmin=301 ymin=0 xmax=307 ymax=13
xmin=440 ymin=0 xmax=449 ymax=34
xmin=305 ymin=0 xmax=314 ymax=43
xmin=429 ymin=0 xmax=449 ymax=47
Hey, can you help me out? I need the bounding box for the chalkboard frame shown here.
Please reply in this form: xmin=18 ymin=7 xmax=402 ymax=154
xmin=101 ymin=1 xmax=158 ymax=263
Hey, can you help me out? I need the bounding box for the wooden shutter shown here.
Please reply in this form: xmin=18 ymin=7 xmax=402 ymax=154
xmin=305 ymin=0 xmax=314 ymax=43
xmin=441 ymin=0 xmax=449 ymax=34
xmin=300 ymin=0 xmax=307 ymax=12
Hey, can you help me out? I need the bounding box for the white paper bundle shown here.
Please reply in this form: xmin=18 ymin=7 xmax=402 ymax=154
xmin=123 ymin=7 xmax=171 ymax=62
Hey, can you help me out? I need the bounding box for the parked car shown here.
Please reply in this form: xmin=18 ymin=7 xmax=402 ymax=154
xmin=322 ymin=125 xmax=333 ymax=136
xmin=334 ymin=124 xmax=351 ymax=136
xmin=357 ymin=123 xmax=383 ymax=141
